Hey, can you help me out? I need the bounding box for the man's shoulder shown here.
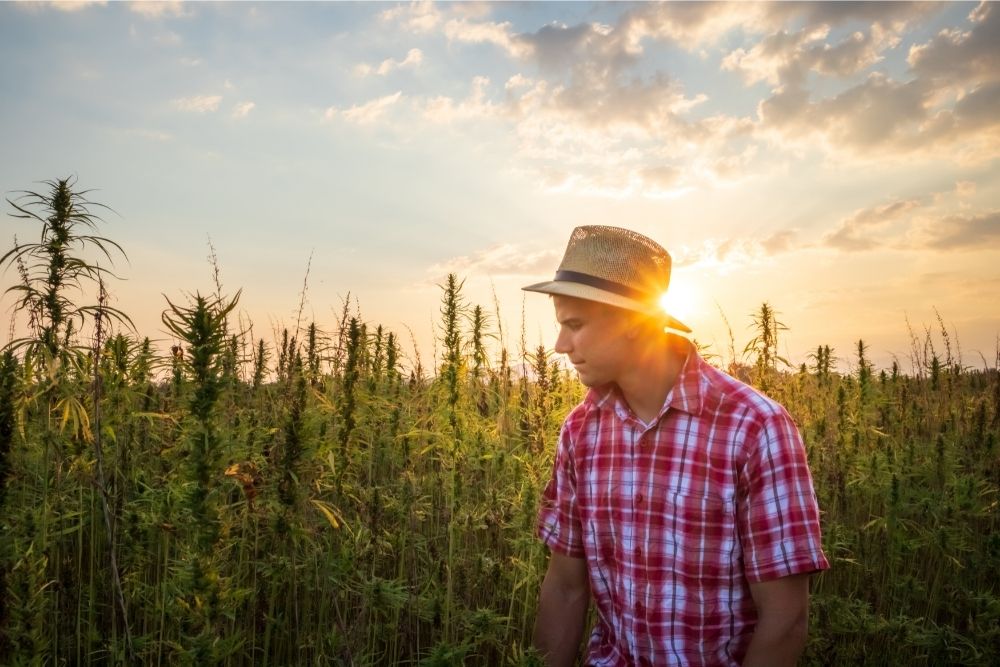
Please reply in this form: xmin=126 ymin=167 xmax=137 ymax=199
xmin=563 ymin=395 xmax=598 ymax=428
xmin=555 ymin=392 xmax=608 ymax=447
xmin=695 ymin=356 xmax=791 ymax=423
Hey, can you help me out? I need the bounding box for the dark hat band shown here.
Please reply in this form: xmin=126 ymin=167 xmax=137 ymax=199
xmin=554 ymin=270 xmax=651 ymax=301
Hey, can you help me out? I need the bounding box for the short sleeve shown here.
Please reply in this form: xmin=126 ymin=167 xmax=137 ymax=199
xmin=738 ymin=407 xmax=830 ymax=583
xmin=536 ymin=421 xmax=586 ymax=558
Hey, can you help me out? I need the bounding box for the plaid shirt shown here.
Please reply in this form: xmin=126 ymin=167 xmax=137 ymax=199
xmin=537 ymin=346 xmax=829 ymax=666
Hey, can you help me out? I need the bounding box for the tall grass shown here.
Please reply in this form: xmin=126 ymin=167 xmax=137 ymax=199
xmin=1 ymin=180 xmax=998 ymax=666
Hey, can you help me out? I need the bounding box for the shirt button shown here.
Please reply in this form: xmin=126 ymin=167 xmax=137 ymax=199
xmin=639 ymin=657 xmax=652 ymax=667
xmin=635 ymin=546 xmax=642 ymax=558
xmin=635 ymin=494 xmax=644 ymax=504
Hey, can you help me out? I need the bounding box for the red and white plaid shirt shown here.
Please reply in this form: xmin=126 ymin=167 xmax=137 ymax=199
xmin=537 ymin=345 xmax=829 ymax=666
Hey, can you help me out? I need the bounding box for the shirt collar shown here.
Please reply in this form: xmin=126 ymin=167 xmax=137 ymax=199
xmin=583 ymin=337 xmax=706 ymax=421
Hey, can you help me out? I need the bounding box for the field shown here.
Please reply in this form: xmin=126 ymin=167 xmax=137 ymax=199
xmin=1 ymin=181 xmax=998 ymax=665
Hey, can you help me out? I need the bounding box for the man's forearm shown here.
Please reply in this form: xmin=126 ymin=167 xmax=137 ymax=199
xmin=741 ymin=611 xmax=808 ymax=667
xmin=532 ymin=576 xmax=589 ymax=666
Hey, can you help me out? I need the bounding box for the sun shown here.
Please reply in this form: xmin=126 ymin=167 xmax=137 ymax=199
xmin=658 ymin=277 xmax=700 ymax=324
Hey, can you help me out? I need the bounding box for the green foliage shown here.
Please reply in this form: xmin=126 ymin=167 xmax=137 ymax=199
xmin=744 ymin=301 xmax=790 ymax=390
xmin=1 ymin=178 xmax=131 ymax=357
xmin=2 ymin=187 xmax=999 ymax=665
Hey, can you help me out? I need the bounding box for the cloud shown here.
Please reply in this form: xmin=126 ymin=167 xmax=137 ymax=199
xmin=129 ymin=1 xmax=190 ymax=19
xmin=823 ymin=199 xmax=922 ymax=251
xmin=16 ymin=1 xmax=107 ymax=13
xmin=357 ymin=48 xmax=424 ymax=77
xmin=640 ymin=165 xmax=682 ymax=190
xmin=671 ymin=234 xmax=800 ymax=271
xmin=753 ymin=3 xmax=1000 ymax=164
xmin=428 ymin=244 xmax=562 ymax=280
xmin=379 ymin=0 xmax=441 ymax=33
xmin=759 ymin=73 xmax=924 ymax=147
xmin=955 ymin=181 xmax=977 ymax=198
xmin=613 ymin=1 xmax=936 ymax=52
xmin=367 ymin=1 xmax=992 ymax=194
xmin=526 ymin=168 xmax=693 ymax=199
xmin=771 ymin=2 xmax=940 ymax=29
xmin=173 ymin=94 xmax=222 ymax=112
xmin=422 ymin=76 xmax=496 ymax=123
xmin=443 ymin=17 xmax=533 ymax=58
xmin=614 ymin=3 xmax=770 ymax=51
xmin=121 ymin=128 xmax=172 ymax=142
xmin=231 ymin=101 xmax=255 ymax=119
xmin=907 ymin=2 xmax=1000 ymax=86
xmin=761 ymin=230 xmax=798 ymax=255
xmin=723 ymin=23 xmax=902 ymax=87
xmin=332 ymin=92 xmax=403 ymax=125
xmin=922 ymin=210 xmax=1000 ymax=250
xmin=678 ymin=239 xmax=757 ymax=271
xmin=367 ymin=5 xmax=765 ymax=192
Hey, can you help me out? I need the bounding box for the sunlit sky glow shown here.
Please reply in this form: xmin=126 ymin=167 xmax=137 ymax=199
xmin=1 ymin=1 xmax=998 ymax=374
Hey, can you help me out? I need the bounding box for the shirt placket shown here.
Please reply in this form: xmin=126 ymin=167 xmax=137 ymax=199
xmin=626 ymin=413 xmax=652 ymax=664
xmin=627 ymin=406 xmax=664 ymax=666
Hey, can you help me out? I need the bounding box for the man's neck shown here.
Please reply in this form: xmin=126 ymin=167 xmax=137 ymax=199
xmin=617 ymin=334 xmax=690 ymax=424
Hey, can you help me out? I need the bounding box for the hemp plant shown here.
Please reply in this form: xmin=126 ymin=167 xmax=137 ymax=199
xmin=0 ymin=178 xmax=133 ymax=664
xmin=161 ymin=290 xmax=241 ymax=665
xmin=1 ymin=178 xmax=131 ymax=359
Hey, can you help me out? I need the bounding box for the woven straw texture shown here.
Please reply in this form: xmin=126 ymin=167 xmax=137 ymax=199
xmin=560 ymin=225 xmax=671 ymax=298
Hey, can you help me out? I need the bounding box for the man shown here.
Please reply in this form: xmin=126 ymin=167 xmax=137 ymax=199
xmin=523 ymin=226 xmax=829 ymax=666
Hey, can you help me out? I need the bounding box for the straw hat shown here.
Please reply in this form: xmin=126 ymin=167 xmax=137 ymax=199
xmin=523 ymin=225 xmax=691 ymax=333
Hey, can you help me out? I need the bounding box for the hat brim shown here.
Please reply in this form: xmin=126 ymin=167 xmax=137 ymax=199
xmin=523 ymin=279 xmax=692 ymax=333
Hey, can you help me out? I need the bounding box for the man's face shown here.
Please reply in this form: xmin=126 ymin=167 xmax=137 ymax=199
xmin=553 ymin=294 xmax=635 ymax=388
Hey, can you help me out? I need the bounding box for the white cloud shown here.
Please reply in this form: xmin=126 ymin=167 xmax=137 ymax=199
xmin=129 ymin=1 xmax=190 ymax=19
xmin=173 ymin=94 xmax=222 ymax=113
xmin=379 ymin=0 xmax=441 ymax=33
xmin=616 ymin=2 xmax=770 ymax=51
xmin=672 ymin=238 xmax=770 ymax=272
xmin=337 ymin=92 xmax=403 ymax=125
xmin=505 ymin=74 xmax=532 ymax=91
xmin=443 ymin=17 xmax=533 ymax=58
xmin=357 ymin=48 xmax=424 ymax=77
xmin=423 ymin=76 xmax=495 ymax=123
xmin=722 ymin=24 xmax=901 ymax=87
xmin=428 ymin=244 xmax=562 ymax=281
xmin=18 ymin=1 xmax=106 ymax=13
xmin=823 ymin=199 xmax=923 ymax=251
xmin=231 ymin=101 xmax=255 ymax=119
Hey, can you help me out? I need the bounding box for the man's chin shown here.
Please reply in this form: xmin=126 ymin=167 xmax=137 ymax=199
xmin=575 ymin=372 xmax=607 ymax=388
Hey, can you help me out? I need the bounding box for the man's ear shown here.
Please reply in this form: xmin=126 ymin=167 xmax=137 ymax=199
xmin=624 ymin=311 xmax=662 ymax=340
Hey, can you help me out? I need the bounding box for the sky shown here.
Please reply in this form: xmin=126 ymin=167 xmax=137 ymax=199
xmin=1 ymin=0 xmax=998 ymax=375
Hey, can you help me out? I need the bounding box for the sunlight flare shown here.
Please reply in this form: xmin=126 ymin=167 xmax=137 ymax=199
xmin=659 ymin=278 xmax=701 ymax=323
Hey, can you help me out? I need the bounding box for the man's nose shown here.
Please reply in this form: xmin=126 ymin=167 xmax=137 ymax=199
xmin=554 ymin=329 xmax=570 ymax=354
